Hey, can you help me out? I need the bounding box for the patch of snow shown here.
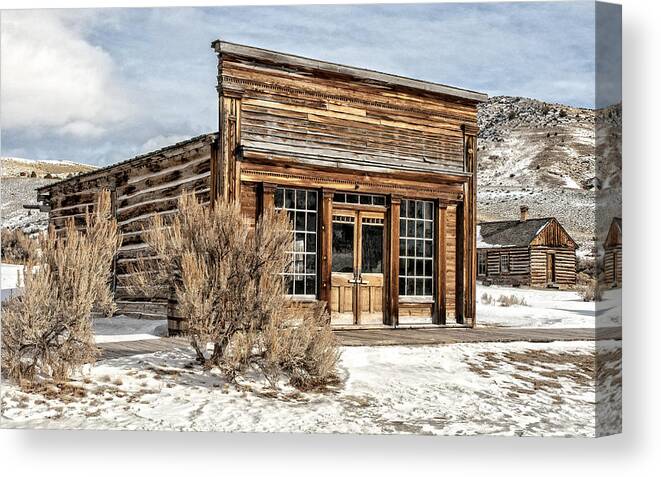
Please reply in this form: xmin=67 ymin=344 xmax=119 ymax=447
xmin=1 ymin=263 xmax=24 ymax=301
xmin=476 ymin=283 xmax=621 ymax=328
xmin=1 ymin=340 xmax=614 ymax=436
xmin=93 ymin=316 xmax=168 ymax=343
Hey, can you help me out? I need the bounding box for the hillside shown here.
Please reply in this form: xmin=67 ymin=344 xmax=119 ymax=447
xmin=1 ymin=156 xmax=96 ymax=179
xmin=476 ymin=96 xmax=622 ymax=255
xmin=1 ymin=157 xmax=95 ymax=233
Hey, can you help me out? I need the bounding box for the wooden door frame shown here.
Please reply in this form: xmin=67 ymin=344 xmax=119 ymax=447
xmin=330 ymin=206 xmax=386 ymax=326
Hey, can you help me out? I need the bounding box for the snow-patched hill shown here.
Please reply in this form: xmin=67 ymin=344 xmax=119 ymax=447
xmin=1 ymin=156 xmax=96 ymax=179
xmin=1 ymin=157 xmax=95 ymax=233
xmin=477 ymin=97 xmax=622 ymax=253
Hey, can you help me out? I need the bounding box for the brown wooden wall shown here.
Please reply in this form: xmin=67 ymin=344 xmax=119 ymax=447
xmin=481 ymin=247 xmax=531 ymax=287
xmin=219 ymin=55 xmax=476 ymax=175
xmin=42 ymin=136 xmax=216 ymax=322
xmin=530 ymin=247 xmax=576 ymax=288
xmin=603 ymin=246 xmax=622 ymax=287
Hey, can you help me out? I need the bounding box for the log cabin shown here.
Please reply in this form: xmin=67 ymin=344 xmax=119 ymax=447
xmin=34 ymin=40 xmax=487 ymax=335
xmin=603 ymin=217 xmax=622 ymax=287
xmin=477 ymin=206 xmax=577 ymax=289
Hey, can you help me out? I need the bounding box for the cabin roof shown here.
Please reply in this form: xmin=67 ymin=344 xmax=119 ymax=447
xmin=212 ymin=40 xmax=488 ymax=104
xmin=477 ymin=218 xmax=564 ymax=249
xmin=36 ymin=133 xmax=218 ymax=193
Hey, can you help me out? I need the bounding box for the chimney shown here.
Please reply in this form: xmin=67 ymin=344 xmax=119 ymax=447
xmin=520 ymin=205 xmax=529 ymax=222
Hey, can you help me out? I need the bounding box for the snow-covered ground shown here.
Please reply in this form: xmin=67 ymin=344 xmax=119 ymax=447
xmin=0 ymin=340 xmax=621 ymax=436
xmin=476 ymin=283 xmax=621 ymax=329
xmin=93 ymin=316 xmax=168 ymax=343
xmin=1 ymin=263 xmax=24 ymax=301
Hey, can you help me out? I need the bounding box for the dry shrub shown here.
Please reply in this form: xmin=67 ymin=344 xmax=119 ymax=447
xmin=579 ymin=279 xmax=602 ymax=302
xmin=1 ymin=191 xmax=120 ymax=384
xmin=1 ymin=228 xmax=32 ymax=263
xmin=130 ymin=193 xmax=339 ymax=390
xmin=480 ymin=292 xmax=495 ymax=305
xmin=497 ymin=294 xmax=528 ymax=307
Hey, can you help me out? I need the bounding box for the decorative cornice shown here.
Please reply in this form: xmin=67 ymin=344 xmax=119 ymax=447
xmin=242 ymin=168 xmax=464 ymax=202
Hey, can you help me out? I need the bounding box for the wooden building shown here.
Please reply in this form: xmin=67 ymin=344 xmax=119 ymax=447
xmin=34 ymin=41 xmax=487 ymax=334
xmin=603 ymin=217 xmax=622 ymax=287
xmin=477 ymin=206 xmax=577 ymax=288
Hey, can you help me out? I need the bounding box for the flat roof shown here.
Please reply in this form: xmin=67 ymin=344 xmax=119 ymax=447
xmin=212 ymin=40 xmax=488 ymax=103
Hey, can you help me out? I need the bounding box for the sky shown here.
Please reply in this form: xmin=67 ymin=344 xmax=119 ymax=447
xmin=0 ymin=2 xmax=619 ymax=167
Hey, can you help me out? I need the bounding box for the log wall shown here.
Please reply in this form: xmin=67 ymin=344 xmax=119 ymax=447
xmin=39 ymin=135 xmax=217 ymax=323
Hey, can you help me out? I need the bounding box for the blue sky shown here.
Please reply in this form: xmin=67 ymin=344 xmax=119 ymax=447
xmin=1 ymin=2 xmax=616 ymax=167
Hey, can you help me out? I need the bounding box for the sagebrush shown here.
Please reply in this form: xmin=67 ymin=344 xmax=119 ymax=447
xmin=130 ymin=193 xmax=339 ymax=390
xmin=1 ymin=228 xmax=32 ymax=264
xmin=1 ymin=191 xmax=120 ymax=384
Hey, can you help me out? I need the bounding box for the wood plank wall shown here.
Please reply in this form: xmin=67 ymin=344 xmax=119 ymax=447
xmin=219 ymin=55 xmax=476 ymax=174
xmin=530 ymin=247 xmax=576 ymax=288
xmin=42 ymin=136 xmax=216 ymax=321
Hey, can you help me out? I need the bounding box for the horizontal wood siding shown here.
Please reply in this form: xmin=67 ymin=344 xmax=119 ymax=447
xmin=482 ymin=247 xmax=531 ymax=287
xmin=530 ymin=247 xmax=576 ymax=288
xmin=43 ymin=139 xmax=215 ymax=320
xmin=603 ymin=246 xmax=622 ymax=287
xmin=220 ymin=56 xmax=475 ymax=174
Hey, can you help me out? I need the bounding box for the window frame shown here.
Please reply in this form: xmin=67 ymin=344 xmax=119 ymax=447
xmin=274 ymin=186 xmax=318 ymax=300
xmin=500 ymin=253 xmax=510 ymax=274
xmin=398 ymin=198 xmax=435 ymax=299
xmin=478 ymin=251 xmax=488 ymax=277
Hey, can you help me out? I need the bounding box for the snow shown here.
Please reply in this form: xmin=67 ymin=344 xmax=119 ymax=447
xmin=477 ymin=283 xmax=621 ymax=328
xmin=476 ymin=224 xmax=512 ymax=248
xmin=93 ymin=316 xmax=168 ymax=343
xmin=0 ymin=339 xmax=620 ymax=436
xmin=1 ymin=263 xmax=24 ymax=301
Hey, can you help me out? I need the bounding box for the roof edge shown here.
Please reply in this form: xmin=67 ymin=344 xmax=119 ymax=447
xmin=37 ymin=133 xmax=218 ymax=193
xmin=211 ymin=40 xmax=488 ymax=103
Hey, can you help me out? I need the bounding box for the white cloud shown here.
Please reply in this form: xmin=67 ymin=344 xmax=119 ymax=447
xmin=0 ymin=11 xmax=133 ymax=130
xmin=139 ymin=134 xmax=192 ymax=154
xmin=57 ymin=120 xmax=106 ymax=138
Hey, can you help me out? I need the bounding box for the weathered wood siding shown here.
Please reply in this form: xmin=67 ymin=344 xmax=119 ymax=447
xmin=603 ymin=247 xmax=622 ymax=287
xmin=219 ymin=55 xmax=476 ymax=175
xmin=40 ymin=135 xmax=217 ymax=322
xmin=530 ymin=247 xmax=576 ymax=288
xmin=481 ymin=247 xmax=531 ymax=287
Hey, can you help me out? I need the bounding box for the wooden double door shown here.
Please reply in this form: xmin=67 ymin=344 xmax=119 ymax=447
xmin=330 ymin=209 xmax=385 ymax=326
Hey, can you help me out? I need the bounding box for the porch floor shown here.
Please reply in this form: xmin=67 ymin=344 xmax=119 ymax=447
xmin=97 ymin=327 xmax=621 ymax=360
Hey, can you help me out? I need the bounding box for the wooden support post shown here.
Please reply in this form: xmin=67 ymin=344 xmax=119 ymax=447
xmin=463 ymin=129 xmax=478 ymax=328
xmin=218 ymin=93 xmax=242 ymax=203
xmin=387 ymin=195 xmax=401 ymax=327
xmin=455 ymin=199 xmax=465 ymax=324
xmin=319 ymin=189 xmax=334 ymax=313
xmin=434 ymin=201 xmax=447 ymax=325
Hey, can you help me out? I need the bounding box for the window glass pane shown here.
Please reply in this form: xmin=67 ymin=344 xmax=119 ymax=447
xmin=332 ymin=221 xmax=354 ymax=273
xmin=295 ymin=211 xmax=305 ymax=230
xmin=296 ymin=190 xmax=306 ymax=209
xmin=285 ymin=189 xmax=295 ymax=209
xmin=347 ymin=194 xmax=359 ymax=204
xmin=373 ymin=196 xmax=385 ymax=206
xmin=361 ymin=224 xmax=383 ymax=273
xmin=360 ymin=194 xmax=371 ymax=205
xmin=307 ymin=192 xmax=317 ymax=210
xmin=306 ymin=212 xmax=316 ymax=232
xmin=275 ymin=188 xmax=284 ymax=208
xmin=400 ymin=218 xmax=406 ymax=236
xmin=305 ymin=276 xmax=315 ymax=295
xmin=399 ymin=277 xmax=406 ymax=295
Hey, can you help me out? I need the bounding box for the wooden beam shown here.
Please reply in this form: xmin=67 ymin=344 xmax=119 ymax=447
xmin=434 ymin=202 xmax=447 ymax=325
xmin=455 ymin=200 xmax=465 ymax=324
xmin=319 ymin=189 xmax=334 ymax=314
xmin=387 ymin=195 xmax=401 ymax=327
